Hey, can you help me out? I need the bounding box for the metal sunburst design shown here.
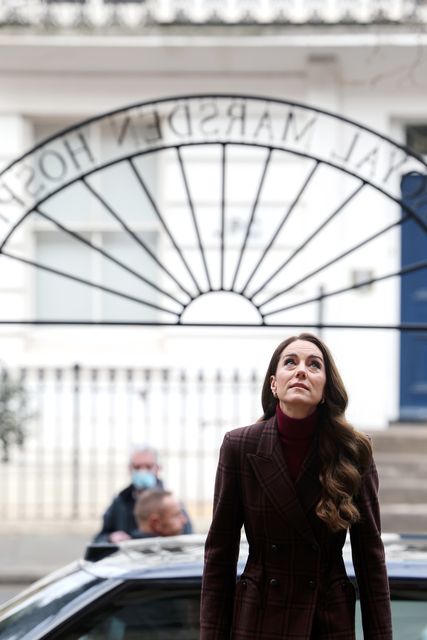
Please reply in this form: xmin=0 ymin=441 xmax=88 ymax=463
xmin=0 ymin=94 xmax=426 ymax=329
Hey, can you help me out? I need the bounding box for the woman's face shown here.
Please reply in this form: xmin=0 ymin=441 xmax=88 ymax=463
xmin=270 ymin=339 xmax=327 ymax=418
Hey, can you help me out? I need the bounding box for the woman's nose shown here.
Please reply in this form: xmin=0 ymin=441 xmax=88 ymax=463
xmin=295 ymin=364 xmax=307 ymax=377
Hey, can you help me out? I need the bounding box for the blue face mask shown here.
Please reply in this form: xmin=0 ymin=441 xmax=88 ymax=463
xmin=131 ymin=469 xmax=157 ymax=490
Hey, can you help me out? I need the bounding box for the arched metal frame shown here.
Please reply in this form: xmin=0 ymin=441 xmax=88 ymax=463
xmin=0 ymin=93 xmax=426 ymax=330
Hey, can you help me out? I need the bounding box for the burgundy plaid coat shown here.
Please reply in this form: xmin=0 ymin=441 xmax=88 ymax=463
xmin=200 ymin=416 xmax=392 ymax=639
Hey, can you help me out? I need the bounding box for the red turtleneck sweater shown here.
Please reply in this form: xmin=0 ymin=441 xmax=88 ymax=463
xmin=276 ymin=405 xmax=318 ymax=483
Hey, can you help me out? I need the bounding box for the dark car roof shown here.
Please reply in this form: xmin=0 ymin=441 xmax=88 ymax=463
xmin=0 ymin=532 xmax=426 ymax=640
xmin=82 ymin=535 xmax=207 ymax=580
xmin=81 ymin=532 xmax=427 ymax=582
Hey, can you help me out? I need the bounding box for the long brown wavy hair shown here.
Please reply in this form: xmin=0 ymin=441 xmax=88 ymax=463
xmin=261 ymin=332 xmax=372 ymax=532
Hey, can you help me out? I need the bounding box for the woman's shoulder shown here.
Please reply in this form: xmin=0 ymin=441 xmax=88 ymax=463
xmin=223 ymin=417 xmax=273 ymax=446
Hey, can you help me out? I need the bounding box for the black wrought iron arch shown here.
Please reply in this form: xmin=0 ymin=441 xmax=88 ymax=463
xmin=0 ymin=93 xmax=426 ymax=330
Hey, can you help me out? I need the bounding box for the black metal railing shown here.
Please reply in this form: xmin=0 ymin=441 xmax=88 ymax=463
xmin=0 ymin=364 xmax=261 ymax=529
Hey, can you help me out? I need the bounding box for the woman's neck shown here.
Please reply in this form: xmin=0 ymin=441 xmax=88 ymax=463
xmin=278 ymin=401 xmax=317 ymax=420
xmin=276 ymin=404 xmax=318 ymax=440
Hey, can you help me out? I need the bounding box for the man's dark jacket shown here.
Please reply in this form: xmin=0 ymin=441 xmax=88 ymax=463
xmin=93 ymin=481 xmax=192 ymax=542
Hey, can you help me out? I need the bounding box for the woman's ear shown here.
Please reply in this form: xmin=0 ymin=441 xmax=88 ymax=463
xmin=270 ymin=375 xmax=277 ymax=397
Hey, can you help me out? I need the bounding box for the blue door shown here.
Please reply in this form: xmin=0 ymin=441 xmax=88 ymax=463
xmin=400 ymin=173 xmax=427 ymax=421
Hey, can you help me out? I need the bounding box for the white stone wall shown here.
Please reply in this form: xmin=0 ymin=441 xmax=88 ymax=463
xmin=0 ymin=25 xmax=426 ymax=431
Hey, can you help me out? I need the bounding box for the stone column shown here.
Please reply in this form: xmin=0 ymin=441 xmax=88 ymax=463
xmin=0 ymin=114 xmax=33 ymax=359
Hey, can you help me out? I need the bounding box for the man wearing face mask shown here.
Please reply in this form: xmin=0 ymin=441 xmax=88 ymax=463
xmin=93 ymin=445 xmax=193 ymax=543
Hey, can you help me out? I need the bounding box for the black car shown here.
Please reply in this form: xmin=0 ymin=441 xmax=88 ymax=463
xmin=0 ymin=533 xmax=426 ymax=639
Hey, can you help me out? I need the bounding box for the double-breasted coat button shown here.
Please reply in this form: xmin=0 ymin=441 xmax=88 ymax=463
xmin=241 ymin=580 xmax=247 ymax=588
xmin=271 ymin=544 xmax=278 ymax=552
xmin=308 ymin=580 xmax=316 ymax=590
xmin=270 ymin=578 xmax=279 ymax=587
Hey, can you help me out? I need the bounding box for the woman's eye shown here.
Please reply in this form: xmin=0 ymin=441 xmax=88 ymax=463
xmin=284 ymin=357 xmax=295 ymax=366
xmin=309 ymin=360 xmax=321 ymax=369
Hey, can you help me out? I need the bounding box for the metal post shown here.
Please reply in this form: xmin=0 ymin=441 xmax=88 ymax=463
xmin=317 ymin=285 xmax=325 ymax=337
xmin=71 ymin=363 xmax=81 ymax=520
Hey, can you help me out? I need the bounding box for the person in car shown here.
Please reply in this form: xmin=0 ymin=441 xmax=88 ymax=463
xmin=93 ymin=444 xmax=192 ymax=543
xmin=132 ymin=489 xmax=188 ymax=538
xmin=201 ymin=332 xmax=392 ymax=640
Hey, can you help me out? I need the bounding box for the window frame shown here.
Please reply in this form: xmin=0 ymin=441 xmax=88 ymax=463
xmin=39 ymin=576 xmax=202 ymax=640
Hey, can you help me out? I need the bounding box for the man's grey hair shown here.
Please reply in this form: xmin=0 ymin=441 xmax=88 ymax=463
xmin=128 ymin=444 xmax=159 ymax=465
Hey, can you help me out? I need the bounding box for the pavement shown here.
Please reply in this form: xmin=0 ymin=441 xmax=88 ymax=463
xmin=0 ymin=532 xmax=90 ymax=583
xmin=0 ymin=523 xmax=95 ymax=599
xmin=0 ymin=524 xmax=97 ymax=604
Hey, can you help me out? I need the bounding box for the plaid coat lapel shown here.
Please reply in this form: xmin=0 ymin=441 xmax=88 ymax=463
xmin=247 ymin=416 xmax=319 ymax=546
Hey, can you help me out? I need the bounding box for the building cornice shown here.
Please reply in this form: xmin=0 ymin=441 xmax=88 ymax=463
xmin=1 ymin=0 xmax=427 ymax=32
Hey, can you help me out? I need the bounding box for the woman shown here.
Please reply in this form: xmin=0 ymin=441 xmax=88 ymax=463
xmin=200 ymin=333 xmax=392 ymax=639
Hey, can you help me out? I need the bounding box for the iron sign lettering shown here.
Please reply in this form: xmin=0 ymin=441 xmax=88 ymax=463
xmin=0 ymin=95 xmax=426 ymax=249
xmin=0 ymin=94 xmax=426 ymax=330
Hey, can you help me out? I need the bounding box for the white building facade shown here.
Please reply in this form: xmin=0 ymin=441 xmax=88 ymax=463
xmin=0 ymin=0 xmax=426 ymax=527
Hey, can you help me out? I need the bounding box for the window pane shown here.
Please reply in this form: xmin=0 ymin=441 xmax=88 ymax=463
xmin=356 ymin=596 xmax=427 ymax=639
xmin=56 ymin=584 xmax=200 ymax=640
xmin=406 ymin=125 xmax=427 ymax=156
xmin=99 ymin=231 xmax=160 ymax=321
xmin=42 ymin=181 xmax=112 ymax=225
xmin=391 ymin=600 xmax=427 ymax=639
xmin=33 ymin=118 xmax=158 ymax=225
xmin=95 ymin=157 xmax=159 ymax=225
xmin=35 ymin=231 xmax=93 ymax=320
xmin=0 ymin=569 xmax=102 ymax=640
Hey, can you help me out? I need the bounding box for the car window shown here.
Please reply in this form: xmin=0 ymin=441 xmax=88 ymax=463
xmin=391 ymin=585 xmax=427 ymax=640
xmin=391 ymin=601 xmax=427 ymax=639
xmin=0 ymin=570 xmax=103 ymax=640
xmin=355 ymin=584 xmax=427 ymax=640
xmin=48 ymin=582 xmax=200 ymax=640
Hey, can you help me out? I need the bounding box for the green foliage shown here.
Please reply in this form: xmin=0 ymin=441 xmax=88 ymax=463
xmin=0 ymin=372 xmax=29 ymax=463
